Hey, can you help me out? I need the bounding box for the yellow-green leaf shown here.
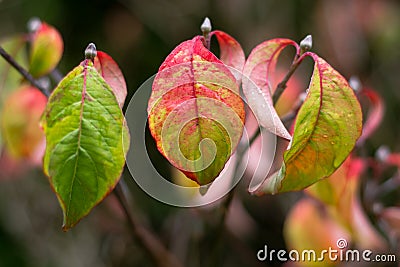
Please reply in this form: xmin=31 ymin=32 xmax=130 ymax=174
xmin=259 ymin=53 xmax=362 ymax=194
xmin=41 ymin=60 xmax=129 ymax=230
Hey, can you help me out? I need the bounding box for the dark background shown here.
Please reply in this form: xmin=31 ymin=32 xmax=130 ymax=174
xmin=0 ymin=0 xmax=399 ymax=266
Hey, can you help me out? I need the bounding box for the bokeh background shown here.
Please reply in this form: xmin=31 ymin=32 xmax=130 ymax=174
xmin=0 ymin=0 xmax=399 ymax=266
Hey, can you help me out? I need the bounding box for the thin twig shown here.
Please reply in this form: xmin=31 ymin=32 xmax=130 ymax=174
xmin=272 ymin=54 xmax=302 ymax=104
xmin=114 ymin=183 xmax=184 ymax=267
xmin=0 ymin=45 xmax=49 ymax=97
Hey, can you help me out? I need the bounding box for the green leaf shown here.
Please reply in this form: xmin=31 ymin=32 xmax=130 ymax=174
xmin=242 ymin=39 xmax=298 ymax=140
xmin=259 ymin=53 xmax=362 ymax=194
xmin=41 ymin=60 xmax=129 ymax=230
xmin=148 ymin=36 xmax=245 ymax=185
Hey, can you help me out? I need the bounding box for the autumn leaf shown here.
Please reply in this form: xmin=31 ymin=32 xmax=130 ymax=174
xmin=41 ymin=59 xmax=129 ymax=230
xmin=148 ymin=36 xmax=245 ymax=185
xmin=93 ymin=51 xmax=127 ymax=108
xmin=357 ymin=88 xmax=384 ymax=145
xmin=284 ymin=198 xmax=350 ymax=267
xmin=29 ymin=22 xmax=63 ymax=77
xmin=210 ymin=30 xmax=245 ymax=77
xmin=259 ymin=53 xmax=362 ymax=194
xmin=1 ymin=85 xmax=47 ymax=159
xmin=242 ymin=39 xmax=298 ymax=140
xmin=305 ymin=156 xmax=387 ymax=250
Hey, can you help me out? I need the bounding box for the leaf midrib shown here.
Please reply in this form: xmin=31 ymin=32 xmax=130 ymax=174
xmin=66 ymin=64 xmax=88 ymax=218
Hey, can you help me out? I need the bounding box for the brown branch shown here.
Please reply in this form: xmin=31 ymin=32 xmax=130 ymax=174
xmin=0 ymin=45 xmax=49 ymax=97
xmin=272 ymin=54 xmax=302 ymax=104
xmin=114 ymin=181 xmax=184 ymax=267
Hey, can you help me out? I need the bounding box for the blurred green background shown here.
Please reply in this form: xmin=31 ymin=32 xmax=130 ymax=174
xmin=0 ymin=0 xmax=400 ymax=266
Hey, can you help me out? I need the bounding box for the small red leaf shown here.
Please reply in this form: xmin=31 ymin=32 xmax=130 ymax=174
xmin=242 ymin=39 xmax=298 ymax=140
xmin=210 ymin=30 xmax=245 ymax=73
xmin=357 ymin=88 xmax=384 ymax=145
xmin=93 ymin=51 xmax=127 ymax=108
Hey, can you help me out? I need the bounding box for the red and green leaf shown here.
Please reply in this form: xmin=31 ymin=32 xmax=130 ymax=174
xmin=284 ymin=198 xmax=350 ymax=267
xmin=0 ymin=35 xmax=28 ymax=146
xmin=148 ymin=36 xmax=245 ymax=185
xmin=41 ymin=59 xmax=129 ymax=230
xmin=93 ymin=51 xmax=127 ymax=108
xmin=1 ymin=85 xmax=47 ymax=159
xmin=242 ymin=39 xmax=298 ymax=140
xmin=29 ymin=22 xmax=63 ymax=77
xmin=259 ymin=53 xmax=362 ymax=194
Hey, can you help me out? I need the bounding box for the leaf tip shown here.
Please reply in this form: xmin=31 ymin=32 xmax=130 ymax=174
xmin=85 ymin=42 xmax=97 ymax=60
xmin=200 ymin=17 xmax=212 ymax=34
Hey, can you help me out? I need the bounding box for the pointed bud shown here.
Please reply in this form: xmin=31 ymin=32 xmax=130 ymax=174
xmin=200 ymin=17 xmax=212 ymax=34
xmin=376 ymin=145 xmax=391 ymax=162
xmin=27 ymin=17 xmax=42 ymax=33
xmin=300 ymin=35 xmax=312 ymax=52
xmin=85 ymin=43 xmax=97 ymax=60
xmin=349 ymin=76 xmax=362 ymax=92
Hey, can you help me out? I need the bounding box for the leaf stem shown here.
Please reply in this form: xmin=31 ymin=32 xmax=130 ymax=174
xmin=0 ymin=45 xmax=49 ymax=97
xmin=114 ymin=182 xmax=184 ymax=267
xmin=272 ymin=54 xmax=302 ymax=104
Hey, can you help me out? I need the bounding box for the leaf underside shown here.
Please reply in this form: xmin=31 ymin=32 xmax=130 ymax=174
xmin=242 ymin=39 xmax=297 ymax=140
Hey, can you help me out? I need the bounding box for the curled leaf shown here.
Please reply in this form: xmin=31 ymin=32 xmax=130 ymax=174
xmin=148 ymin=36 xmax=245 ymax=185
xmin=94 ymin=51 xmax=127 ymax=108
xmin=242 ymin=39 xmax=298 ymax=140
xmin=210 ymin=30 xmax=245 ymax=73
xmin=29 ymin=22 xmax=63 ymax=77
xmin=259 ymin=53 xmax=362 ymax=194
xmin=41 ymin=59 xmax=129 ymax=230
xmin=357 ymin=88 xmax=384 ymax=145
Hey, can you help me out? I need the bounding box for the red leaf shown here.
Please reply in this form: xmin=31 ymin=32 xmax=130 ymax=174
xmin=357 ymin=88 xmax=384 ymax=145
xmin=93 ymin=51 xmax=127 ymax=108
xmin=148 ymin=36 xmax=245 ymax=185
xmin=242 ymin=39 xmax=298 ymax=140
xmin=29 ymin=22 xmax=63 ymax=77
xmin=210 ymin=30 xmax=245 ymax=73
